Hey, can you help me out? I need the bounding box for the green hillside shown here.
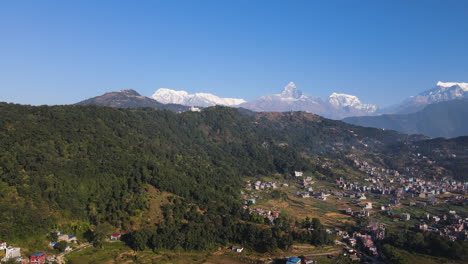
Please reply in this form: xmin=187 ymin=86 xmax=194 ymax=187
xmin=0 ymin=102 xmax=466 ymax=253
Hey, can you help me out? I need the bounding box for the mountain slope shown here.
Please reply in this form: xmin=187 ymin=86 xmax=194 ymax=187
xmin=239 ymin=82 xmax=378 ymax=119
xmin=344 ymin=98 xmax=468 ymax=138
xmin=2 ymin=102 xmax=467 ymax=247
xmin=151 ymin=88 xmax=246 ymax=107
xmin=77 ymin=89 xmax=188 ymax=111
xmin=382 ymin=81 xmax=468 ymax=114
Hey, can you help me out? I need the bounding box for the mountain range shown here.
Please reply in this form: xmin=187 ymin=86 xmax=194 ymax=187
xmin=151 ymin=88 xmax=246 ymax=107
xmin=239 ymin=82 xmax=378 ymax=119
xmin=75 ymin=81 xmax=468 ymax=138
xmin=344 ymin=98 xmax=468 ymax=138
xmin=151 ymin=82 xmax=378 ymax=119
xmin=382 ymin=81 xmax=468 ymax=114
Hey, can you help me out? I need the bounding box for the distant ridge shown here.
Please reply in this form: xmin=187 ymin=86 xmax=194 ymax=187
xmin=344 ymin=98 xmax=468 ymax=138
xmin=76 ymin=89 xmax=188 ymax=111
xmin=381 ymin=81 xmax=468 ymax=114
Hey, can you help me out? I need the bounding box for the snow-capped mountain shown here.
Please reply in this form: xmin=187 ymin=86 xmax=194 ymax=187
xmin=328 ymin=92 xmax=378 ymax=113
xmin=383 ymin=81 xmax=468 ymax=114
xmin=280 ymin=82 xmax=305 ymax=99
xmin=151 ymin=88 xmax=246 ymax=107
xmin=239 ymin=82 xmax=377 ymax=119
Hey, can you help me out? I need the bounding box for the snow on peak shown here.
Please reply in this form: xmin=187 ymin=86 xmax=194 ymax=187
xmin=151 ymin=88 xmax=246 ymax=107
xmin=329 ymin=92 xmax=362 ymax=107
xmin=280 ymin=81 xmax=302 ymax=99
xmin=436 ymin=81 xmax=468 ymax=91
xmin=151 ymin=88 xmax=190 ymax=105
xmin=329 ymin=92 xmax=377 ymax=112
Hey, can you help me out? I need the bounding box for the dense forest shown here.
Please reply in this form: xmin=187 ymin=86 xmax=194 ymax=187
xmin=384 ymin=229 xmax=468 ymax=261
xmin=0 ymin=102 xmax=466 ymax=251
xmin=123 ymin=197 xmax=332 ymax=252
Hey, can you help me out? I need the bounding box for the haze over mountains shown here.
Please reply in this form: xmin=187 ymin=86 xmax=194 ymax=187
xmin=382 ymin=81 xmax=468 ymax=114
xmin=343 ymin=82 xmax=468 ymax=138
xmin=344 ymin=98 xmax=468 ymax=138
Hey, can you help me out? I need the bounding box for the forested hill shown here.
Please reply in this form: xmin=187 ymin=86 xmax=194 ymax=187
xmin=0 ymin=102 xmax=465 ymax=244
xmin=76 ymin=89 xmax=189 ymax=112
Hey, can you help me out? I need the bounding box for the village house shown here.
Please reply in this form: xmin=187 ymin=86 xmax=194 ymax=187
xmin=286 ymin=257 xmax=301 ymax=264
xmin=0 ymin=241 xmax=6 ymax=250
xmin=294 ymin=171 xmax=303 ymax=177
xmin=56 ymin=232 xmax=78 ymax=243
xmin=48 ymin=242 xmax=57 ymax=248
xmin=401 ymin=213 xmax=411 ymax=221
xmin=5 ymin=246 xmax=21 ymax=260
xmin=67 ymin=235 xmax=78 ymax=243
xmin=304 ymin=258 xmax=317 ymax=264
xmin=110 ymin=233 xmax=122 ymax=240
xmin=366 ymin=222 xmax=386 ymax=240
xmin=346 ymin=237 xmax=357 ymax=247
xmin=30 ymin=252 xmax=46 ymax=264
xmin=231 ymin=246 xmax=244 ymax=253
xmin=416 ymin=223 xmax=428 ymax=231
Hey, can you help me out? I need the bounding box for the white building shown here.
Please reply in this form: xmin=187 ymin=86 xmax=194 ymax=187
xmin=294 ymin=171 xmax=303 ymax=177
xmin=401 ymin=213 xmax=411 ymax=221
xmin=5 ymin=246 xmax=21 ymax=259
xmin=232 ymin=246 xmax=244 ymax=253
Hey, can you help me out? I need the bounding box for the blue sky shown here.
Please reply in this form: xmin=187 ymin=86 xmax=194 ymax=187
xmin=1 ymin=0 xmax=467 ymax=107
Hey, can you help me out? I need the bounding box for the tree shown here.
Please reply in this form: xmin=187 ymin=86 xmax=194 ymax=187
xmin=91 ymin=222 xmax=114 ymax=248
xmin=127 ymin=229 xmax=152 ymax=251
xmin=55 ymin=241 xmax=68 ymax=252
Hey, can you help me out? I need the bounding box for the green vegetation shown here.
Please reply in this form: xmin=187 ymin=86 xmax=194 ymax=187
xmin=0 ymin=102 xmax=467 ymax=256
xmin=384 ymin=229 xmax=468 ymax=260
xmin=124 ymin=198 xmax=333 ymax=253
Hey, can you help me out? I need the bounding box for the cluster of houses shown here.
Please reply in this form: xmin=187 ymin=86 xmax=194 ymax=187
xmin=337 ymin=173 xmax=467 ymax=207
xmin=415 ymin=211 xmax=468 ymax=241
xmin=339 ymin=222 xmax=386 ymax=257
xmin=294 ymin=175 xmax=344 ymax=202
xmin=46 ymin=231 xmax=78 ymax=254
xmin=0 ymin=231 xmax=125 ymax=264
xmin=0 ymin=242 xmax=55 ymax=264
xmin=243 ymin=179 xmax=291 ymax=206
xmin=243 ymin=207 xmax=280 ymax=223
xmin=350 ymin=158 xmax=467 ymax=196
xmin=298 ymin=176 xmax=314 ymax=188
xmin=1 ymin=243 xmax=25 ymax=263
xmin=246 ymin=180 xmax=279 ymax=191
xmin=293 ymin=190 xmax=331 ymax=202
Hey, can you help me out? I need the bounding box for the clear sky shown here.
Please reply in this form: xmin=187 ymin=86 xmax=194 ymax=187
xmin=1 ymin=0 xmax=467 ymax=107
